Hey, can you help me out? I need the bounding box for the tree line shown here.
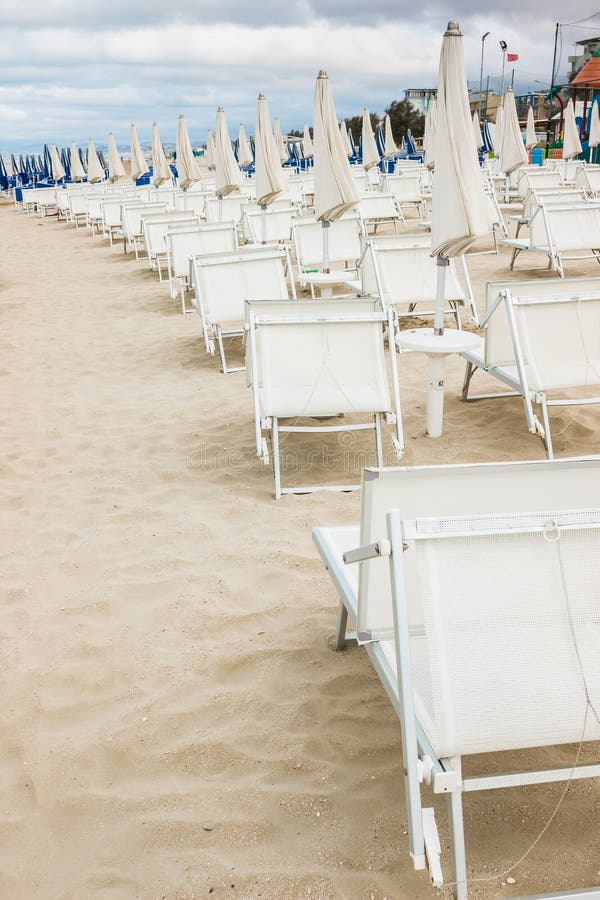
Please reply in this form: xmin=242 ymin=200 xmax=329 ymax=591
xmin=291 ymin=99 xmax=425 ymax=142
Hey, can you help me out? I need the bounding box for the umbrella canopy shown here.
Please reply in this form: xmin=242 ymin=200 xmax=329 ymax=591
xmin=498 ymin=88 xmax=527 ymax=174
xmin=431 ymin=21 xmax=489 ymax=259
xmin=151 ymin=123 xmax=172 ymax=186
xmin=590 ymin=102 xmax=600 ymax=149
xmin=471 ymin=110 xmax=482 ymax=151
xmin=339 ymin=120 xmax=353 ymax=158
xmin=215 ymin=107 xmax=242 ymax=197
xmin=255 ymin=93 xmax=286 ymax=206
xmin=60 ymin=148 xmax=71 ymax=178
xmin=423 ymin=98 xmax=437 ymax=169
xmin=361 ymin=107 xmax=380 ymax=170
xmin=69 ymin=143 xmax=86 ymax=181
xmin=525 ymin=106 xmax=537 ymax=149
xmin=205 ymin=130 xmax=216 ymax=170
xmin=482 ymin=120 xmax=494 ymax=154
xmin=383 ymin=114 xmax=397 ymax=158
xmin=176 ymin=115 xmax=202 ymax=190
xmin=313 ymin=70 xmax=359 ymax=222
xmin=108 ymin=133 xmax=127 ymax=183
xmin=273 ymin=117 xmax=289 ymax=164
xmin=494 ymin=103 xmax=505 ymax=156
xmin=50 ymin=144 xmax=66 ymax=181
xmin=86 ymin=139 xmax=105 ymax=183
xmin=303 ymin=123 xmax=314 ymax=158
xmin=130 ymin=123 xmax=148 ymax=181
xmin=237 ymin=124 xmax=253 ymax=167
xmin=563 ymin=99 xmax=582 ymax=159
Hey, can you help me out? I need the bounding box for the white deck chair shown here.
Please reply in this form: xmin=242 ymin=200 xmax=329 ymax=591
xmin=357 ymin=191 xmax=404 ymax=233
xmin=101 ymin=198 xmax=136 ymax=246
xmin=140 ymin=212 xmax=198 ymax=277
xmin=313 ymin=456 xmax=600 ymax=900
xmin=380 ymin=173 xmax=424 ymax=217
xmin=575 ymin=165 xmax=600 ymax=198
xmin=516 ymin=168 xmax=563 ymax=198
xmin=37 ymin=188 xmax=59 ymax=217
xmin=292 ymin=214 xmax=364 ymax=296
xmin=503 ymin=201 xmax=600 ymax=277
xmin=67 ymin=191 xmax=89 ymax=228
xmin=204 ymin=193 xmax=250 ymax=224
xmin=121 ymin=202 xmax=167 ymax=257
xmin=191 ymin=246 xmax=296 ymax=373
xmin=246 ymin=298 xmax=403 ymax=498
xmin=166 ymin=221 xmax=239 ymax=314
xmin=358 ymin=235 xmax=476 ymax=326
xmin=173 ymin=191 xmax=209 ymax=215
xmin=512 ymin=188 xmax=588 ymax=238
xmin=240 ymin=204 xmax=297 ymax=245
xmin=461 ymin=275 xmax=600 ymax=457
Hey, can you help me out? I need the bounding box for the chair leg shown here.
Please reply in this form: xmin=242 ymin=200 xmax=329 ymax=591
xmin=335 ymin=601 xmax=348 ymax=650
xmin=539 ymin=396 xmax=554 ymax=459
xmin=461 ymin=361 xmax=476 ymax=401
xmin=374 ymin=413 xmax=384 ymax=467
xmin=271 ymin=417 xmax=282 ymax=500
xmin=447 ymin=781 xmax=468 ymax=900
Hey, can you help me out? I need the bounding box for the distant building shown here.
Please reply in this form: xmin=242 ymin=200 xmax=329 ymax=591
xmin=403 ymin=89 xmax=437 ymax=114
xmin=569 ymin=37 xmax=600 ymax=81
xmin=515 ymin=92 xmax=547 ymax=123
xmin=469 ymin=91 xmax=501 ymax=122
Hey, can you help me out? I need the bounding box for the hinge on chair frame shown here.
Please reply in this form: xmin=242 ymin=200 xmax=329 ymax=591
xmin=343 ymin=540 xmax=391 ymax=565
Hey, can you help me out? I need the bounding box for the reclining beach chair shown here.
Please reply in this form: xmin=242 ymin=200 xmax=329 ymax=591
xmin=240 ymin=204 xmax=297 ymax=245
xmin=503 ymin=201 xmax=600 ymax=277
xmin=357 ymin=234 xmax=476 ymax=326
xmin=67 ymin=191 xmax=90 ymax=228
xmin=313 ymin=456 xmax=600 ymax=899
xmin=246 ymin=298 xmax=403 ymax=498
xmin=516 ymin=168 xmax=563 ymax=198
xmin=100 ymin=198 xmax=135 ymax=246
xmin=511 ymin=187 xmax=587 ymax=238
xmin=357 ymin=191 xmax=405 ymax=233
xmin=576 ymin=164 xmax=600 ymax=198
xmin=37 ymin=188 xmax=59 ymax=218
xmin=191 ymin=245 xmax=295 ymax=373
xmin=166 ymin=221 xmax=239 ymax=314
xmin=204 ymin=193 xmax=250 ymax=224
xmin=140 ymin=211 xmax=198 ymax=277
xmin=292 ymin=214 xmax=363 ymax=296
xmin=380 ymin=173 xmax=424 ymax=218
xmin=174 ymin=191 xmax=209 ymax=215
xmin=121 ymin=202 xmax=167 ymax=257
xmin=461 ymin=275 xmax=600 ymax=457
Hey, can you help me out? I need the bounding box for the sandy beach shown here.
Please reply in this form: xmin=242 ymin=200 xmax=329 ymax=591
xmin=1 ymin=198 xmax=600 ymax=900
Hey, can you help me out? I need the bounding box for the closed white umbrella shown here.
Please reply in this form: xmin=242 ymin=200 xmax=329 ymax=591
xmin=176 ymin=114 xmax=202 ymax=190
xmin=339 ymin=120 xmax=353 ymax=158
xmin=215 ymin=107 xmax=242 ymax=198
xmin=108 ymin=133 xmax=127 ymax=183
xmin=205 ymin=130 xmax=216 ymax=170
xmin=69 ymin=142 xmax=85 ymax=182
xmin=423 ymin=98 xmax=437 ymax=170
xmin=495 ymin=103 xmax=505 ymax=157
xmin=50 ymin=144 xmax=66 ymax=181
xmin=563 ymin=99 xmax=582 ymax=159
xmin=273 ymin=117 xmax=289 ymax=164
xmin=313 ymin=70 xmax=359 ymax=271
xmin=237 ymin=124 xmax=253 ymax=167
xmin=361 ymin=107 xmax=380 ymax=170
xmin=383 ymin=114 xmax=397 ymax=158
xmin=255 ymin=94 xmax=286 ymax=241
xmin=398 ymin=21 xmax=487 ymax=441
xmin=498 ymin=88 xmax=527 ymax=174
xmin=525 ymin=106 xmax=537 ymax=149
xmin=86 ymin=139 xmax=104 ymax=183
xmin=130 ymin=123 xmax=148 ymax=181
xmin=151 ymin=123 xmax=172 ymax=186
xmin=302 ymin=123 xmax=314 ymax=158
xmin=472 ymin=110 xmax=482 ymax=151
xmin=590 ymin=102 xmax=600 ymax=148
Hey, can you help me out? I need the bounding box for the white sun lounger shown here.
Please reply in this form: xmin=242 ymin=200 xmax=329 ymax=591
xmin=240 ymin=204 xmax=297 ymax=245
xmin=512 ymin=188 xmax=588 ymax=238
xmin=101 ymin=198 xmax=136 ymax=246
xmin=140 ymin=211 xmax=198 ymax=277
xmin=191 ymin=245 xmax=295 ymax=373
xmin=503 ymin=201 xmax=600 ymax=277
xmin=516 ymin=168 xmax=563 ymax=198
xmin=357 ymin=191 xmax=405 ymax=233
xmin=576 ymin=165 xmax=600 ymax=199
xmin=166 ymin=221 xmax=239 ymax=314
xmin=461 ymin=275 xmax=600 ymax=456
xmin=357 ymin=234 xmax=476 ymax=326
xmin=121 ymin=202 xmax=167 ymax=257
xmin=204 ymin=193 xmax=250 ymax=224
xmin=313 ymin=456 xmax=600 ymax=900
xmin=292 ymin=214 xmax=363 ymax=296
xmin=246 ymin=298 xmax=403 ymax=498
xmin=380 ymin=173 xmax=425 ymax=217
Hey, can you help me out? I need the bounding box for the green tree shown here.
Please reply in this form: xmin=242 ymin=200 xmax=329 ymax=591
xmin=344 ymin=111 xmax=379 ymax=143
xmin=384 ymin=99 xmax=425 ymax=142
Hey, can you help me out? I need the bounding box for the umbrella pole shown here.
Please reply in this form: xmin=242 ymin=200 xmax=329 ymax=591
xmin=433 ymin=256 xmax=448 ymax=335
xmin=322 ymin=220 xmax=330 ymax=274
xmin=261 ymin=204 xmax=267 ymax=244
xmin=218 ymin=195 xmax=223 ymax=223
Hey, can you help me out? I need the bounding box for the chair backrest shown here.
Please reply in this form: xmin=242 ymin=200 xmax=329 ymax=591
xmin=517 ymin=169 xmax=563 ymax=196
xmin=576 ymin=166 xmax=600 ymax=195
xmin=102 ymin=197 xmax=136 ymax=228
xmin=483 ymin=275 xmax=600 ymax=370
xmin=121 ymin=202 xmax=167 ymax=239
xmin=357 ymin=192 xmax=399 ymax=223
xmin=245 ymin=299 xmax=391 ymax=418
xmin=174 ymin=191 xmax=208 ymax=214
xmin=541 ymin=202 xmax=600 ymax=253
xmin=204 ymin=193 xmax=250 ymax=223
xmin=141 ymin=212 xmax=197 ymax=256
xmin=360 ymin=240 xmax=467 ymax=308
xmin=167 ymin=222 xmax=238 ymax=280
xmin=68 ymin=192 xmax=88 ymax=216
xmin=401 ymin=505 xmax=600 ymax=757
xmin=240 ymin=204 xmax=296 ymax=244
xmin=292 ymin=214 xmax=362 ymax=270
xmin=193 ymin=246 xmax=294 ymax=326
xmin=381 ymin=173 xmax=423 ymax=202
xmin=353 ymin=457 xmax=600 ymax=642
xmin=522 ymin=187 xmax=587 ymax=219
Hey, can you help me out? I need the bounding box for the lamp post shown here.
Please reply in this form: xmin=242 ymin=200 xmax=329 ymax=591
xmin=499 ymin=39 xmax=508 ymax=97
xmin=479 ymin=32 xmax=490 ymax=120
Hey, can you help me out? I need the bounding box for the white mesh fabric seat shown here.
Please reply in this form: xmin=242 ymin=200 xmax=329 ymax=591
xmin=461 ymin=276 xmax=600 ymax=457
xmin=516 ymin=168 xmax=563 ymax=198
xmin=240 ymin=204 xmax=297 ymax=244
xmin=576 ymin=165 xmax=600 ymax=198
xmin=357 ymin=191 xmax=404 ymax=233
xmin=191 ymin=246 xmax=295 ymax=373
xmin=121 ymin=202 xmax=167 ymax=256
xmin=166 ymin=221 xmax=238 ymax=313
xmin=140 ymin=212 xmax=198 ymax=276
xmin=504 ymin=201 xmax=600 ymax=276
xmin=204 ymin=193 xmax=250 ymax=223
xmin=246 ymin=298 xmax=403 ymax=498
xmin=292 ymin=214 xmax=363 ymax=294
xmin=381 ymin=173 xmax=424 ymax=216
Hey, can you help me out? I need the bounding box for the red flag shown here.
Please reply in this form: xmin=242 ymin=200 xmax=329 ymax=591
xmin=507 ymin=53 xmax=518 ymax=62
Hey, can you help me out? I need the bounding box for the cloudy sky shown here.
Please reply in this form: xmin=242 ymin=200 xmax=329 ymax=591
xmin=1 ymin=2 xmax=599 ymax=152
